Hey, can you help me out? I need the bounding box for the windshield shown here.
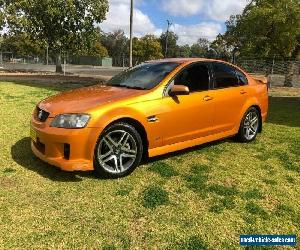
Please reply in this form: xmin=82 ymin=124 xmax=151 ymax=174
xmin=107 ymin=62 xmax=179 ymax=90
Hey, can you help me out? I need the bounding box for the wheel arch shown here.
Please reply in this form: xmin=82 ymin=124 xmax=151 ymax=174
xmin=101 ymin=117 xmax=149 ymax=159
xmin=238 ymin=96 xmax=263 ymax=134
xmin=239 ymin=104 xmax=262 ymax=133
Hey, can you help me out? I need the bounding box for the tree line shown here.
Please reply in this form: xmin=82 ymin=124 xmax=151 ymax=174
xmin=0 ymin=0 xmax=299 ymax=85
xmin=0 ymin=28 xmax=226 ymax=66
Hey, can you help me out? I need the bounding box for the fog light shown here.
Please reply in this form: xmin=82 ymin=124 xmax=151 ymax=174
xmin=64 ymin=144 xmax=70 ymax=160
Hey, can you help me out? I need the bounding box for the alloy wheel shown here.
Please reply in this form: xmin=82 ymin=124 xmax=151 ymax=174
xmin=97 ymin=130 xmax=138 ymax=174
xmin=243 ymin=110 xmax=259 ymax=140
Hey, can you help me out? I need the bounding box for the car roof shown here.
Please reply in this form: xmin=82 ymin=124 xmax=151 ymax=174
xmin=145 ymin=58 xmax=249 ymax=76
xmin=146 ymin=58 xmax=228 ymax=64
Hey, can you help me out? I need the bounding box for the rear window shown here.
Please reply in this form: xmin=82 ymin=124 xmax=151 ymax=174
xmin=236 ymin=69 xmax=248 ymax=85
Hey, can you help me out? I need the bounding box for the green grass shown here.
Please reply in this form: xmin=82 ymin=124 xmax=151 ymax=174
xmin=209 ymin=196 xmax=236 ymax=214
xmin=245 ymin=202 xmax=269 ymax=220
xmin=148 ymin=162 xmax=179 ymax=178
xmin=0 ymin=81 xmax=300 ymax=249
xmin=242 ymin=188 xmax=264 ymax=200
xmin=178 ymin=235 xmax=209 ymax=250
xmin=115 ymin=185 xmax=133 ymax=196
xmin=141 ymin=185 xmax=169 ymax=209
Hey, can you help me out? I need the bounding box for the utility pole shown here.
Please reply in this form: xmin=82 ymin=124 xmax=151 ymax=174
xmin=129 ymin=0 xmax=134 ymax=67
xmin=46 ymin=46 xmax=49 ymax=65
xmin=0 ymin=52 xmax=2 ymax=68
xmin=232 ymin=47 xmax=238 ymax=64
xmin=0 ymin=36 xmax=3 ymax=68
xmin=63 ymin=52 xmax=66 ymax=76
xmin=165 ymin=20 xmax=172 ymax=58
xmin=0 ymin=51 xmax=2 ymax=67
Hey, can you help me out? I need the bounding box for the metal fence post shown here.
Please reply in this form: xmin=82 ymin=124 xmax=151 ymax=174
xmin=46 ymin=46 xmax=49 ymax=65
xmin=63 ymin=52 xmax=66 ymax=76
xmin=0 ymin=51 xmax=3 ymax=67
xmin=271 ymin=56 xmax=275 ymax=75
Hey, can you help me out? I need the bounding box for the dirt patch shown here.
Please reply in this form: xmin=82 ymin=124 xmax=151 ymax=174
xmin=0 ymin=72 xmax=108 ymax=86
xmin=269 ymin=87 xmax=300 ymax=97
xmin=0 ymin=177 xmax=17 ymax=189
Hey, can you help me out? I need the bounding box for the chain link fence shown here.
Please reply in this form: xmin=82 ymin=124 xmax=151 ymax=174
xmin=236 ymin=59 xmax=299 ymax=87
xmin=236 ymin=59 xmax=299 ymax=75
xmin=1 ymin=52 xmax=299 ymax=87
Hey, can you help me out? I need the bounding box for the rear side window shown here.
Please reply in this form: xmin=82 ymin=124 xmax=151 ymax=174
xmin=213 ymin=63 xmax=239 ymax=89
xmin=236 ymin=70 xmax=248 ymax=85
xmin=174 ymin=63 xmax=210 ymax=92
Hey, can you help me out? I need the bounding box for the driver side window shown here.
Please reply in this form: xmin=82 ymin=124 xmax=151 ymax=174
xmin=174 ymin=63 xmax=210 ymax=92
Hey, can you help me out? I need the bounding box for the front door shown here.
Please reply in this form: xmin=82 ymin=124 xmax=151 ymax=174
xmin=158 ymin=62 xmax=215 ymax=146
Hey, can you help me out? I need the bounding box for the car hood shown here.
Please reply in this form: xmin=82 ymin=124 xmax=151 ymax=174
xmin=38 ymin=85 xmax=145 ymax=116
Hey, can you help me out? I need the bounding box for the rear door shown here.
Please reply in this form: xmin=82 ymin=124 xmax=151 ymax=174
xmin=209 ymin=62 xmax=249 ymax=134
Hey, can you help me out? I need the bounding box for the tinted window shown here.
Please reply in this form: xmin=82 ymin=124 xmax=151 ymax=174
xmin=213 ymin=63 xmax=239 ymax=89
xmin=236 ymin=70 xmax=248 ymax=85
xmin=174 ymin=63 xmax=210 ymax=92
xmin=107 ymin=62 xmax=179 ymax=90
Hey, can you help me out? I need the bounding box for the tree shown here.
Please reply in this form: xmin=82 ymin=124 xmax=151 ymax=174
xmin=100 ymin=29 xmax=128 ymax=66
xmin=222 ymin=0 xmax=300 ymax=86
xmin=1 ymin=32 xmax=44 ymax=59
xmin=178 ymin=45 xmax=191 ymax=58
xmin=5 ymin=0 xmax=109 ymax=72
xmin=133 ymin=35 xmax=163 ymax=63
xmin=191 ymin=38 xmax=210 ymax=58
xmin=74 ymin=41 xmax=108 ymax=58
xmin=72 ymin=28 xmax=108 ymax=58
xmin=93 ymin=42 xmax=108 ymax=58
xmin=210 ymin=34 xmax=232 ymax=61
xmin=160 ymin=31 xmax=178 ymax=58
xmin=0 ymin=0 xmax=4 ymax=30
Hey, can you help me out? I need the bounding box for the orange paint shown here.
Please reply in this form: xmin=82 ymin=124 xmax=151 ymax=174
xmin=31 ymin=59 xmax=268 ymax=171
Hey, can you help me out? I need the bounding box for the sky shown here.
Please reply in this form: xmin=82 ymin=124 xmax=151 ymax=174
xmin=100 ymin=0 xmax=248 ymax=45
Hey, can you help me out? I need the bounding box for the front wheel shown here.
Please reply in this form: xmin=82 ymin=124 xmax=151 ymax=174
xmin=94 ymin=122 xmax=143 ymax=178
xmin=236 ymin=107 xmax=260 ymax=142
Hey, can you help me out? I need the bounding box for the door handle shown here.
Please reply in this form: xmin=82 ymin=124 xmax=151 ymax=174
xmin=203 ymin=96 xmax=213 ymax=101
xmin=240 ymin=90 xmax=247 ymax=95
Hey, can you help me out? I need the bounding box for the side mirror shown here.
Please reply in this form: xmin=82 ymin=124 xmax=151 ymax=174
xmin=169 ymin=85 xmax=190 ymax=96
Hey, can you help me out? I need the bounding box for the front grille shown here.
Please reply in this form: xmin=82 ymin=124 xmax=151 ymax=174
xmin=36 ymin=107 xmax=50 ymax=122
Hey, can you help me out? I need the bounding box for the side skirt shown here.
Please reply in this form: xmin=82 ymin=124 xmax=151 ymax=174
xmin=148 ymin=129 xmax=237 ymax=158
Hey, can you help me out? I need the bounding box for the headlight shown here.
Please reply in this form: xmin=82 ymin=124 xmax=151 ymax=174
xmin=51 ymin=114 xmax=91 ymax=128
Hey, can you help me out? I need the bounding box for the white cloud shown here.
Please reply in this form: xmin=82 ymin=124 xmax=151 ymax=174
xmin=100 ymin=0 xmax=161 ymax=37
xmin=162 ymin=0 xmax=248 ymax=21
xmin=170 ymin=22 xmax=223 ymax=45
xmin=206 ymin=0 xmax=247 ymax=21
xmin=99 ymin=0 xmax=245 ymax=45
xmin=162 ymin=0 xmax=204 ymax=17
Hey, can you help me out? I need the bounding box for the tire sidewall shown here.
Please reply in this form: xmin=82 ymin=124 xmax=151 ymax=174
xmin=94 ymin=122 xmax=143 ymax=178
xmin=239 ymin=107 xmax=260 ymax=143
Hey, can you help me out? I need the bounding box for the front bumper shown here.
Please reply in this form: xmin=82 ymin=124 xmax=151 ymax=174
xmin=31 ymin=116 xmax=101 ymax=171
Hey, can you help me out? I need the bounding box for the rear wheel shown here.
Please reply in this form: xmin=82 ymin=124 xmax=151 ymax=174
xmin=236 ymin=107 xmax=260 ymax=142
xmin=94 ymin=122 xmax=143 ymax=178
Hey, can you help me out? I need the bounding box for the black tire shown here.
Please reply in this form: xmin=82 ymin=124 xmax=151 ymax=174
xmin=94 ymin=122 xmax=143 ymax=178
xmin=236 ymin=107 xmax=260 ymax=143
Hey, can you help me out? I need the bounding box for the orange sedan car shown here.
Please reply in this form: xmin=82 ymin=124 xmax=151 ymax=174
xmin=31 ymin=59 xmax=268 ymax=178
